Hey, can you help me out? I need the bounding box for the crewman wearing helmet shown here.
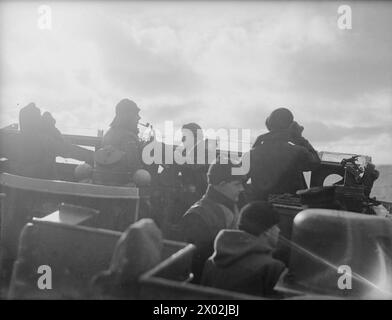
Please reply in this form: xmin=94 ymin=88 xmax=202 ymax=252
xmin=93 ymin=99 xmax=144 ymax=186
xmin=247 ymin=107 xmax=320 ymax=201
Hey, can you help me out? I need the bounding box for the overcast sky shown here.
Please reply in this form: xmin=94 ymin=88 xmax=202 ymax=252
xmin=1 ymin=1 xmax=391 ymax=164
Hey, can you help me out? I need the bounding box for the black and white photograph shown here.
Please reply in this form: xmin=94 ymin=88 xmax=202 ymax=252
xmin=0 ymin=0 xmax=391 ymax=304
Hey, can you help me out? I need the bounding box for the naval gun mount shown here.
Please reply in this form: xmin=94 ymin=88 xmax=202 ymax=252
xmin=299 ymin=152 xmax=381 ymax=214
xmin=270 ymin=151 xmax=385 ymax=215
xmin=269 ymin=151 xmax=389 ymax=275
xmin=271 ymin=152 xmax=392 ymax=299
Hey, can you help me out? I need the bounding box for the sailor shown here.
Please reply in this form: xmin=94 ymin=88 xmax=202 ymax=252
xmin=93 ymin=98 xmax=144 ymax=186
xmin=179 ymin=158 xmax=246 ymax=283
xmin=162 ymin=123 xmax=210 ymax=229
xmin=247 ymin=107 xmax=320 ymax=200
xmin=201 ymin=201 xmax=285 ymax=297
xmin=177 ymin=122 xmax=209 ymax=196
xmin=91 ymin=219 xmax=163 ymax=299
xmin=9 ymin=103 xmax=57 ymax=179
xmin=41 ymin=111 xmax=63 ymax=143
xmin=41 ymin=111 xmax=74 ymax=162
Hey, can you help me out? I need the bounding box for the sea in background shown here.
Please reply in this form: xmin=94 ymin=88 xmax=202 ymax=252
xmin=372 ymin=165 xmax=392 ymax=202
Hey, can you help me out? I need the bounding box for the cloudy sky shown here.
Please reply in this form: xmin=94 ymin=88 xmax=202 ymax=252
xmin=1 ymin=1 xmax=391 ymax=164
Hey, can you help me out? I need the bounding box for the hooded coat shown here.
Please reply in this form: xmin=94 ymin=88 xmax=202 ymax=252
xmin=91 ymin=219 xmax=163 ymax=299
xmin=180 ymin=186 xmax=240 ymax=283
xmin=201 ymin=229 xmax=285 ymax=297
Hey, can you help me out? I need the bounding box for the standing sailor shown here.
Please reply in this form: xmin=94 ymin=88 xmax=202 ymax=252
xmin=248 ymin=107 xmax=320 ymax=201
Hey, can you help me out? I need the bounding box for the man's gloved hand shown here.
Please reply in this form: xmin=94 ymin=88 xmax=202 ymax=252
xmin=288 ymin=121 xmax=304 ymax=139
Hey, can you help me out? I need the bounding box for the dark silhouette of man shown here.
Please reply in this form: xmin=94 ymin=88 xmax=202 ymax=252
xmin=9 ymin=103 xmax=57 ymax=179
xmin=94 ymin=99 xmax=143 ymax=185
xmin=201 ymin=201 xmax=285 ymax=297
xmin=248 ymin=108 xmax=320 ymax=200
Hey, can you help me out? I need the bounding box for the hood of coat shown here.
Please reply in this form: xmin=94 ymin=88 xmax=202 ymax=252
xmin=210 ymin=229 xmax=273 ymax=267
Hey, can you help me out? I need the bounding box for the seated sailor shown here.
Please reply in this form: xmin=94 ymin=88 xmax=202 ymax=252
xmin=93 ymin=98 xmax=144 ymax=186
xmin=91 ymin=218 xmax=163 ymax=299
xmin=179 ymin=159 xmax=246 ymax=283
xmin=201 ymin=201 xmax=285 ymax=297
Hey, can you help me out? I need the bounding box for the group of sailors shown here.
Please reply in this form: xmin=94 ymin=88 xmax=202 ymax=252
xmin=5 ymin=98 xmax=322 ymax=298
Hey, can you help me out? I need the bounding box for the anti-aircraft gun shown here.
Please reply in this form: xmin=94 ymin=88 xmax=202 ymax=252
xmin=297 ymin=153 xmax=381 ymax=215
xmin=268 ymin=151 xmax=388 ymax=272
xmin=275 ymin=155 xmax=392 ymax=299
